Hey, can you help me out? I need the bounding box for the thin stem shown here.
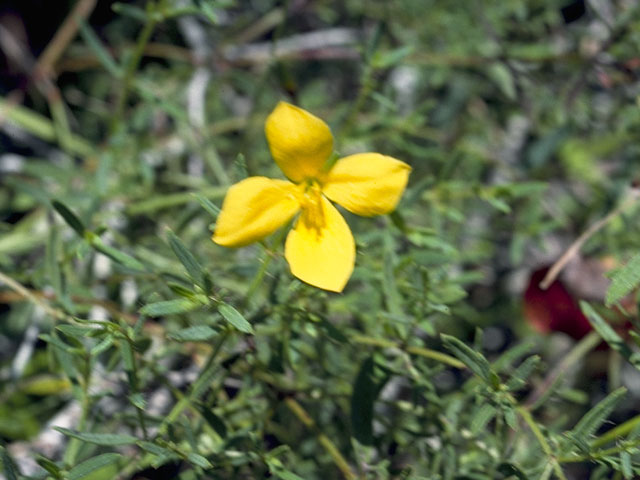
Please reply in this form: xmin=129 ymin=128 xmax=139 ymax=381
xmin=0 ymin=270 xmax=68 ymax=321
xmin=64 ymin=354 xmax=92 ymax=466
xmin=525 ymin=331 xmax=601 ymax=409
xmin=592 ymin=413 xmax=640 ymax=448
xmin=244 ymin=226 xmax=289 ymax=304
xmin=109 ymin=3 xmax=159 ymax=135
xmin=157 ymin=329 xmax=231 ymax=436
xmin=284 ymin=397 xmax=357 ymax=480
xmin=540 ymin=188 xmax=640 ymax=289
xmin=516 ymin=406 xmax=568 ymax=480
xmin=557 ymin=439 xmax=640 ymax=464
xmin=350 ymin=334 xmax=466 ymax=369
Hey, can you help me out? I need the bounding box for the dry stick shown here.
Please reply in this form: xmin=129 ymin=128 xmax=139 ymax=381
xmin=539 ymin=188 xmax=640 ymax=290
xmin=0 ymin=270 xmax=68 ymax=321
xmin=35 ymin=0 xmax=97 ymax=77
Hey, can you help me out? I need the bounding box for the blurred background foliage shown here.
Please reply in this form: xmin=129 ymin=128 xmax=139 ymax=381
xmin=2 ymin=0 xmax=640 ymax=479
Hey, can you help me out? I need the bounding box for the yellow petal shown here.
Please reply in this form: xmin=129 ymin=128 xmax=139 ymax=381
xmin=323 ymin=153 xmax=411 ymax=216
xmin=285 ymin=196 xmax=355 ymax=292
xmin=265 ymin=102 xmax=333 ymax=182
xmin=212 ymin=177 xmax=300 ymax=247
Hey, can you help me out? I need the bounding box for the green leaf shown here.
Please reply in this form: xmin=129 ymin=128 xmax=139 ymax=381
xmin=66 ymin=453 xmax=122 ymax=480
xmin=167 ymin=230 xmax=206 ymax=289
xmin=492 ymin=341 xmax=536 ymax=373
xmin=194 ymin=403 xmax=227 ymax=438
xmin=57 ymin=324 xmax=102 ymax=338
xmin=111 ymin=2 xmax=148 ymax=21
xmin=496 ymin=463 xmax=528 ymax=480
xmin=186 ymin=452 xmax=212 ymax=468
xmin=569 ymin=386 xmax=627 ymax=444
xmin=36 ymin=456 xmax=63 ymax=479
xmin=137 ymin=441 xmax=174 ymax=457
xmin=89 ymin=235 xmax=146 ymax=271
xmin=580 ymin=302 xmax=640 ymax=369
xmin=606 ymin=253 xmax=640 ymax=306
xmin=0 ymin=446 xmax=19 ymax=480
xmin=621 ymin=450 xmax=633 ymax=479
xmin=350 ymin=356 xmax=389 ymax=446
xmin=76 ymin=19 xmax=123 ymax=78
xmin=195 ymin=194 xmax=220 ymax=219
xmin=372 ymin=45 xmax=413 ymax=68
xmin=52 ymin=201 xmax=85 ymax=236
xmin=55 ymin=427 xmax=137 ymax=446
xmin=441 ymin=334 xmax=492 ymax=382
xmin=168 ymin=325 xmax=218 ymax=342
xmin=218 ymin=303 xmax=253 ymax=334
xmin=140 ymin=298 xmax=202 ymax=317
xmin=470 ymin=404 xmax=497 ymax=435
xmin=271 ymin=469 xmax=306 ymax=480
xmin=505 ymin=355 xmax=540 ymax=392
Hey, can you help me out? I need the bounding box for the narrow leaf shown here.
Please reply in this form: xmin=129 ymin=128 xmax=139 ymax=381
xmin=195 ymin=194 xmax=220 ymax=219
xmin=218 ymin=303 xmax=253 ymax=334
xmin=90 ymin=236 xmax=146 ymax=271
xmin=167 ymin=230 xmax=206 ymax=288
xmin=36 ymin=456 xmax=63 ymax=478
xmin=76 ymin=19 xmax=122 ymax=78
xmin=606 ymin=253 xmax=640 ymax=306
xmin=186 ymin=452 xmax=212 ymax=468
xmin=0 ymin=446 xmax=19 ymax=480
xmin=140 ymin=299 xmax=201 ymax=317
xmin=350 ymin=356 xmax=389 ymax=445
xmin=67 ymin=453 xmax=121 ymax=480
xmin=54 ymin=427 xmax=137 ymax=446
xmin=441 ymin=334 xmax=491 ymax=382
xmin=569 ymin=386 xmax=627 ymax=443
xmin=168 ymin=325 xmax=217 ymax=342
xmin=580 ymin=302 xmax=640 ymax=369
xmin=194 ymin=404 xmax=227 ymax=438
xmin=505 ymin=355 xmax=540 ymax=392
xmin=272 ymin=469 xmax=306 ymax=480
xmin=470 ymin=404 xmax=497 ymax=435
xmin=52 ymin=201 xmax=85 ymax=236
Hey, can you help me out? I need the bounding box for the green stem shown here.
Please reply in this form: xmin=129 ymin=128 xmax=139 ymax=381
xmin=284 ymin=397 xmax=357 ymax=480
xmin=592 ymin=413 xmax=640 ymax=448
xmin=557 ymin=439 xmax=640 ymax=463
xmin=525 ymin=331 xmax=601 ymax=409
xmin=157 ymin=330 xmax=231 ymax=436
xmin=516 ymin=406 xmax=568 ymax=480
xmin=64 ymin=354 xmax=92 ymax=466
xmin=109 ymin=2 xmax=159 ymax=135
xmin=244 ymin=226 xmax=289 ymax=304
xmin=351 ymin=334 xmax=466 ymax=369
xmin=338 ymin=62 xmax=374 ymax=141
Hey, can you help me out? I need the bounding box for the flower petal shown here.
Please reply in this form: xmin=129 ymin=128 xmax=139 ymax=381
xmin=323 ymin=153 xmax=411 ymax=216
xmin=212 ymin=177 xmax=300 ymax=247
xmin=265 ymin=102 xmax=333 ymax=182
xmin=285 ymin=196 xmax=355 ymax=292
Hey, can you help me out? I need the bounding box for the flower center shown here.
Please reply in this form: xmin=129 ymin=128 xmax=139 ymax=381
xmin=299 ymin=179 xmax=325 ymax=234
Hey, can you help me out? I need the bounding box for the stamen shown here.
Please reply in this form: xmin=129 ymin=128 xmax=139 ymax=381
xmin=299 ymin=180 xmax=325 ymax=235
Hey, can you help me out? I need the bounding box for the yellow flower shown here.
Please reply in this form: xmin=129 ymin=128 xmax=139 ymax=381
xmin=212 ymin=102 xmax=411 ymax=292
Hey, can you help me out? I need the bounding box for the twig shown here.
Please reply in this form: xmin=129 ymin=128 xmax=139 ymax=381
xmin=0 ymin=270 xmax=68 ymax=321
xmin=540 ymin=188 xmax=640 ymax=290
xmin=35 ymin=0 xmax=97 ymax=77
